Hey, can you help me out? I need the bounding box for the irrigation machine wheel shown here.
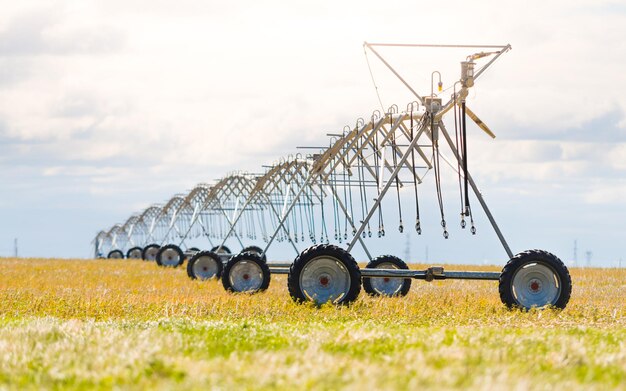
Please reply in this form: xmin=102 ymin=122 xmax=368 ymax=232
xmin=126 ymin=246 xmax=143 ymax=260
xmin=241 ymin=245 xmax=267 ymax=262
xmin=142 ymin=244 xmax=160 ymax=261
xmin=222 ymin=252 xmax=270 ymax=293
xmin=107 ymin=249 xmax=124 ymax=259
xmin=187 ymin=251 xmax=223 ymax=280
xmin=362 ymin=255 xmax=412 ymax=297
xmin=211 ymin=245 xmax=232 ymax=255
xmin=499 ymin=249 xmax=572 ymax=310
xmin=288 ymin=244 xmax=361 ymax=305
xmin=156 ymin=244 xmax=185 ymax=267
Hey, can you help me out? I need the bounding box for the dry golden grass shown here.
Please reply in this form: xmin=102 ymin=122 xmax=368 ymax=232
xmin=0 ymin=257 xmax=625 ymax=390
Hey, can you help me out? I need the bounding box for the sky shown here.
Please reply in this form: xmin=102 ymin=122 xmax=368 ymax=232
xmin=0 ymin=0 xmax=625 ymax=266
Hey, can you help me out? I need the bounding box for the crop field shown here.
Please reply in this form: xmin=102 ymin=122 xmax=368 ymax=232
xmin=0 ymin=258 xmax=625 ymax=390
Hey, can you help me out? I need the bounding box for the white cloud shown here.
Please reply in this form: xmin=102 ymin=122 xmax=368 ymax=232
xmin=583 ymin=181 xmax=626 ymax=204
xmin=607 ymin=144 xmax=626 ymax=171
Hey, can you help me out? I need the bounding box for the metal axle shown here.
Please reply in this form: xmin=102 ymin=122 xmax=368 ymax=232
xmin=267 ymin=264 xmax=500 ymax=281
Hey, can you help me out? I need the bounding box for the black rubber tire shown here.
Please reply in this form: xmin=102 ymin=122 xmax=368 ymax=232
xmin=187 ymin=251 xmax=223 ymax=280
xmin=107 ymin=249 xmax=124 ymax=259
xmin=222 ymin=252 xmax=270 ymax=293
xmin=126 ymin=246 xmax=143 ymax=259
xmin=287 ymin=244 xmax=361 ymax=305
xmin=362 ymin=255 xmax=411 ymax=297
xmin=499 ymin=249 xmax=572 ymax=310
xmin=142 ymin=244 xmax=161 ymax=261
xmin=211 ymin=245 xmax=232 ymax=255
xmin=156 ymin=244 xmax=185 ymax=267
xmin=241 ymin=245 xmax=267 ymax=262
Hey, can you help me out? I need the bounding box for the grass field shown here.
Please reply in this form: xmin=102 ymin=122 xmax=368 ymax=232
xmin=0 ymin=258 xmax=625 ymax=390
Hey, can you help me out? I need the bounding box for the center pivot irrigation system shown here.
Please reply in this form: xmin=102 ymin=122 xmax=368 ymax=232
xmin=94 ymin=43 xmax=572 ymax=310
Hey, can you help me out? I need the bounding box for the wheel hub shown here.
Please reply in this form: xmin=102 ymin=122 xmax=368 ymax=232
xmin=162 ymin=249 xmax=180 ymax=265
xmin=193 ymin=256 xmax=219 ymax=280
xmin=529 ymin=279 xmax=541 ymax=293
xmin=511 ymin=262 xmax=561 ymax=308
xmin=229 ymin=260 xmax=263 ymax=292
xmin=300 ymin=256 xmax=351 ymax=304
xmin=368 ymin=261 xmax=404 ymax=296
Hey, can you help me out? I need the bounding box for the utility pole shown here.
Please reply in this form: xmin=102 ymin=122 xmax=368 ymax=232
xmin=585 ymin=251 xmax=592 ymax=268
xmin=14 ymin=238 xmax=18 ymax=258
xmin=573 ymin=239 xmax=577 ymax=267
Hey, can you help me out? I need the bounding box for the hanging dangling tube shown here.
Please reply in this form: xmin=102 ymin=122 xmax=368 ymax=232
xmin=259 ymin=208 xmax=268 ymax=242
xmin=344 ymin=129 xmax=357 ymax=237
xmin=461 ymin=99 xmax=475 ymax=237
xmin=356 ymin=128 xmax=370 ymax=238
xmin=306 ymin=181 xmax=316 ymax=243
xmin=342 ymin=157 xmax=350 ymax=240
xmin=389 ymin=107 xmax=403 ymax=233
xmin=407 ymin=102 xmax=422 ymax=235
xmin=431 ymin=111 xmax=448 ymax=239
xmin=453 ymin=87 xmax=466 ymax=229
xmin=297 ymin=188 xmax=305 ymax=242
xmin=292 ymin=193 xmax=299 ymax=243
xmin=330 ymin=153 xmax=341 ymax=242
xmin=340 ymin=128 xmax=351 ymax=240
xmin=296 ymin=153 xmax=306 ymax=242
xmin=461 ymin=99 xmax=470 ymax=216
xmin=242 ymin=209 xmax=249 ymax=239
xmin=246 ymin=209 xmax=253 ymax=239
xmin=319 ymin=182 xmax=326 ymax=243
xmin=271 ymin=190 xmax=282 ymax=241
xmin=371 ymin=111 xmax=385 ymax=238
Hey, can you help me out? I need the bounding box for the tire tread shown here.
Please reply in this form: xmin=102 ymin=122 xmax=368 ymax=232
xmin=362 ymin=255 xmax=411 ymax=297
xmin=287 ymin=244 xmax=361 ymax=305
xmin=187 ymin=251 xmax=223 ymax=280
xmin=222 ymin=251 xmax=270 ymax=293
xmin=499 ymin=249 xmax=572 ymax=309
